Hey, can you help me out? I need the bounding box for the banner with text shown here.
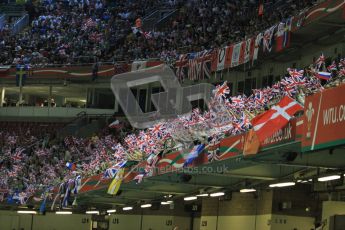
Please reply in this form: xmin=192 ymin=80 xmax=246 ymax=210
xmin=302 ymin=84 xmax=345 ymax=152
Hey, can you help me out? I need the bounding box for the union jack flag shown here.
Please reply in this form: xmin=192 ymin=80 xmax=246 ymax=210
xmin=339 ymin=68 xmax=345 ymax=77
xmin=327 ymin=61 xmax=337 ymax=71
xmin=175 ymin=54 xmax=188 ymax=81
xmin=338 ymin=59 xmax=345 ymax=69
xmin=11 ymin=150 xmax=23 ymax=162
xmin=254 ymin=91 xmax=267 ymax=105
xmin=113 ymin=143 xmax=126 ymax=159
xmin=149 ymin=123 xmax=166 ymax=138
xmin=187 ymin=50 xmax=212 ymax=81
xmin=213 ymin=81 xmax=230 ymax=100
xmin=288 ymin=68 xmax=304 ymax=78
xmin=230 ymin=95 xmax=245 ymax=108
xmin=239 ymin=112 xmax=251 ymax=130
xmin=315 ymin=54 xmax=325 ymax=70
xmin=263 ymin=25 xmax=276 ymax=52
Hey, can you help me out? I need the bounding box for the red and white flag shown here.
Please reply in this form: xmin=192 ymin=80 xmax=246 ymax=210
xmin=251 ymin=96 xmax=303 ymax=142
xmin=212 ymin=46 xmax=233 ymax=71
xmin=275 ymin=17 xmax=292 ymax=52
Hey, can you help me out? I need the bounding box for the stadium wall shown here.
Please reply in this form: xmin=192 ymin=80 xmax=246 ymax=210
xmin=322 ymin=201 xmax=345 ymax=230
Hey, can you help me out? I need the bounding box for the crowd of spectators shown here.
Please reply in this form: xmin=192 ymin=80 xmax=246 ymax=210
xmin=0 ymin=119 xmax=134 ymax=202
xmin=0 ymin=55 xmax=344 ymax=203
xmin=0 ymin=0 xmax=318 ymax=66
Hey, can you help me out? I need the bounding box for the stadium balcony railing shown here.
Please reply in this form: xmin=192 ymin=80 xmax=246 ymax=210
xmin=0 ymin=106 xmax=115 ymax=119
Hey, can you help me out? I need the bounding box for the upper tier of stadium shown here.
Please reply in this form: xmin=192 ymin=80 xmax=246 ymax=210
xmin=0 ymin=0 xmax=317 ymax=65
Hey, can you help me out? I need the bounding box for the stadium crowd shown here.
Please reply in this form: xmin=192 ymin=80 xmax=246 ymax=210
xmin=0 ymin=55 xmax=344 ymax=204
xmin=0 ymin=0 xmax=317 ymax=65
xmin=0 ymin=122 xmax=132 ymax=203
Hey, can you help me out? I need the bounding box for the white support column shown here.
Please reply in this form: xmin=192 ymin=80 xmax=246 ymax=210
xmin=0 ymin=87 xmax=5 ymax=107
xmin=48 ymin=85 xmax=53 ymax=107
xmin=19 ymin=85 xmax=23 ymax=106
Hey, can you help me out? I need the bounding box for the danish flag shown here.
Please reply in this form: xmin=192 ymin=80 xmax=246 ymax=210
xmin=251 ymin=96 xmax=303 ymax=142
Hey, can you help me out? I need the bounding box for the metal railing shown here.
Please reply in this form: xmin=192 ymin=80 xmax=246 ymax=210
xmin=11 ymin=13 xmax=28 ymax=35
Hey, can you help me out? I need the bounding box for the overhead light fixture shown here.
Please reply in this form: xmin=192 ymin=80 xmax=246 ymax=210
xmin=106 ymin=209 xmax=116 ymax=213
xmin=269 ymin=182 xmax=296 ymax=188
xmin=184 ymin=196 xmax=197 ymax=201
xmin=56 ymin=211 xmax=72 ymax=215
xmin=140 ymin=204 xmax=152 ymax=208
xmin=318 ymin=175 xmax=341 ymax=182
xmin=123 ymin=207 xmax=133 ymax=211
xmin=161 ymin=200 xmax=173 ymax=205
xmin=196 ymin=193 xmax=209 ymax=197
xmin=85 ymin=211 xmax=99 ymax=214
xmin=240 ymin=188 xmax=256 ymax=193
xmin=17 ymin=211 xmax=37 ymax=214
xmin=210 ymin=192 xmax=225 ymax=197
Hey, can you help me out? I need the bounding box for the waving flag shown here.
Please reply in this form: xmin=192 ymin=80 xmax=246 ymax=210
xmin=187 ymin=51 xmax=212 ymax=81
xmin=252 ymin=33 xmax=263 ymax=64
xmin=288 ymin=68 xmax=304 ymax=78
xmin=263 ymin=25 xmax=276 ymax=53
xmin=175 ymin=54 xmax=188 ymax=81
xmin=315 ymin=71 xmax=331 ymax=80
xmin=213 ymin=81 xmax=230 ymax=100
xmin=327 ymin=61 xmax=337 ymax=71
xmin=252 ymin=96 xmax=303 ymax=142
xmin=183 ymin=144 xmax=205 ymax=167
xmin=107 ymin=168 xmax=125 ymax=195
xmin=212 ymin=46 xmax=233 ymax=71
xmin=315 ymin=54 xmax=325 ymax=70
xmin=243 ymin=129 xmax=260 ymax=156
xmin=339 ymin=68 xmax=345 ymax=77
xmin=275 ymin=17 xmax=292 ymax=52
xmin=339 ymin=59 xmax=345 ymax=69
